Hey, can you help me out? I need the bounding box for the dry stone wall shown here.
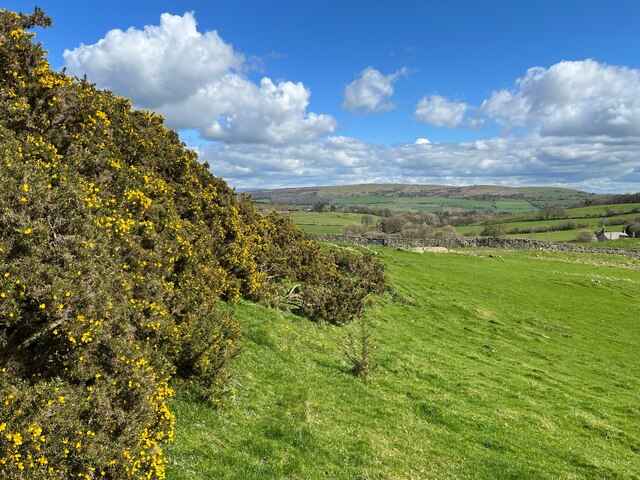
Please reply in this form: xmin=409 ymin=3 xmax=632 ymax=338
xmin=310 ymin=234 xmax=640 ymax=259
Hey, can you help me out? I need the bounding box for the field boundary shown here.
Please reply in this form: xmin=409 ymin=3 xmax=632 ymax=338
xmin=310 ymin=234 xmax=640 ymax=258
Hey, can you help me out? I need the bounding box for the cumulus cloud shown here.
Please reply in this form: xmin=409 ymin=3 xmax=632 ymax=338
xmin=480 ymin=59 xmax=640 ymax=137
xmin=200 ymin=134 xmax=640 ymax=193
xmin=415 ymin=95 xmax=468 ymax=128
xmin=64 ymin=12 xmax=335 ymax=144
xmin=64 ymin=22 xmax=640 ymax=193
xmin=159 ymin=75 xmax=336 ymax=143
xmin=342 ymin=67 xmax=407 ymax=113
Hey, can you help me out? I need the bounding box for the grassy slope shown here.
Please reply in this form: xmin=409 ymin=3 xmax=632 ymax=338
xmin=507 ymin=204 xmax=640 ymax=222
xmin=168 ymin=248 xmax=640 ymax=479
xmin=332 ymin=196 xmax=537 ymax=214
xmin=248 ymin=184 xmax=596 ymax=213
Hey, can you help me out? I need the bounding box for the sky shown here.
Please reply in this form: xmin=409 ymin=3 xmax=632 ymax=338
xmin=6 ymin=1 xmax=640 ymax=192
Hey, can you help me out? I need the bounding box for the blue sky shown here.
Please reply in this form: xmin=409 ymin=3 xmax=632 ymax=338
xmin=6 ymin=1 xmax=640 ymax=192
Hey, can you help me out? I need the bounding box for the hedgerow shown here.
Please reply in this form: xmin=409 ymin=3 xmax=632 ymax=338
xmin=0 ymin=8 xmax=386 ymax=479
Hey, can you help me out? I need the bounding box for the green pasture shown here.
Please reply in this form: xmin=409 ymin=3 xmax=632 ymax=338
xmin=456 ymin=224 xmax=628 ymax=242
xmin=500 ymin=203 xmax=640 ymax=224
xmin=560 ymin=203 xmax=640 ymax=218
xmin=288 ymin=211 xmax=380 ymax=234
xmin=331 ymin=195 xmax=538 ymax=214
xmin=575 ymin=238 xmax=640 ymax=250
xmin=168 ymin=247 xmax=640 ymax=479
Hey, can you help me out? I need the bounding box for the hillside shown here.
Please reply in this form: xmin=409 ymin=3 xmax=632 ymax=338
xmin=457 ymin=202 xmax=640 ymax=242
xmin=168 ymin=247 xmax=640 ymax=478
xmin=247 ymin=184 xmax=598 ymax=213
xmin=282 ymin=198 xmax=640 ymax=242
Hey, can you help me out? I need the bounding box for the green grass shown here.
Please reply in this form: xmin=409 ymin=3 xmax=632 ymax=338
xmin=248 ymin=184 xmax=598 ymax=214
xmin=455 ymin=205 xmax=640 ymax=242
xmin=167 ymin=247 xmax=640 ymax=479
xmin=459 ymin=225 xmax=636 ymax=242
xmin=331 ymin=195 xmax=538 ymax=214
xmin=289 ymin=211 xmax=379 ymax=234
xmin=558 ymin=203 xmax=640 ymax=218
xmin=575 ymin=238 xmax=640 ymax=250
xmin=456 ymin=222 xmax=630 ymax=242
xmin=497 ymin=204 xmax=640 ymax=224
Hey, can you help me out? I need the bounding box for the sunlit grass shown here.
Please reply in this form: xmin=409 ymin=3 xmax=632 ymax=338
xmin=168 ymin=247 xmax=640 ymax=479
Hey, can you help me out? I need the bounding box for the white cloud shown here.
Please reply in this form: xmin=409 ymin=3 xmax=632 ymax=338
xmin=64 ymin=12 xmax=241 ymax=108
xmin=480 ymin=59 xmax=640 ymax=137
xmin=160 ymin=75 xmax=336 ymax=143
xmin=64 ymin=12 xmax=335 ymax=144
xmin=64 ymin=21 xmax=640 ymax=194
xmin=342 ymin=67 xmax=406 ymax=113
xmin=415 ymin=95 xmax=468 ymax=128
xmin=200 ymin=134 xmax=640 ymax=193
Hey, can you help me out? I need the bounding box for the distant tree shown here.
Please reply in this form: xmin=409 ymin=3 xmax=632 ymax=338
xmin=401 ymin=224 xmax=436 ymax=239
xmin=434 ymin=225 xmax=459 ymax=239
xmin=574 ymin=230 xmax=597 ymax=242
xmin=538 ymin=207 xmax=567 ymax=220
xmin=312 ymin=201 xmax=326 ymax=212
xmin=361 ymin=214 xmax=374 ymax=228
xmin=344 ymin=224 xmax=367 ymax=236
xmin=624 ymin=222 xmax=640 ymax=238
xmin=379 ymin=216 xmax=404 ymax=233
xmin=480 ymin=222 xmax=508 ymax=237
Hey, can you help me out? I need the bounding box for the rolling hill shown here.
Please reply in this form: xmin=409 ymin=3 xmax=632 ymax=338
xmin=246 ymin=184 xmax=601 ymax=214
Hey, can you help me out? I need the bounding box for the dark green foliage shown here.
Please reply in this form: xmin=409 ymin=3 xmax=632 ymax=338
xmin=480 ymin=222 xmax=508 ymax=237
xmin=624 ymin=221 xmax=640 ymax=238
xmin=311 ymin=201 xmax=326 ymax=212
xmin=507 ymin=220 xmax=589 ymax=235
xmin=256 ymin=213 xmax=388 ymax=324
xmin=379 ymin=216 xmax=404 ymax=233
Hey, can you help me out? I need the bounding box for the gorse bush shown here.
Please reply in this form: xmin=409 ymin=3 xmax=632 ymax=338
xmin=255 ymin=213 xmax=387 ymax=324
xmin=343 ymin=321 xmax=376 ymax=378
xmin=0 ymin=8 xmax=386 ymax=479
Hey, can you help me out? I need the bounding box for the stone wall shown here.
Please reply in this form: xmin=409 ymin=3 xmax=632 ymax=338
xmin=309 ymin=234 xmax=640 ymax=259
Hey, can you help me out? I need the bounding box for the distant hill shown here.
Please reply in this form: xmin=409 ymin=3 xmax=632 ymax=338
xmin=246 ymin=184 xmax=602 ymax=214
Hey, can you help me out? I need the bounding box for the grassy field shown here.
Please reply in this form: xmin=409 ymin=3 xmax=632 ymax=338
xmin=498 ymin=204 xmax=640 ymax=224
xmin=247 ymin=184 xmax=598 ymax=214
xmin=332 ymin=196 xmax=538 ymax=214
xmin=288 ymin=211 xmax=379 ymax=234
xmin=267 ymin=199 xmax=640 ymax=241
xmin=167 ymin=247 xmax=640 ymax=479
xmin=507 ymin=228 xmax=622 ymax=242
xmin=574 ymin=238 xmax=640 ymax=250
xmin=453 ymin=203 xmax=640 ymax=241
xmin=553 ymin=203 xmax=640 ymax=218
